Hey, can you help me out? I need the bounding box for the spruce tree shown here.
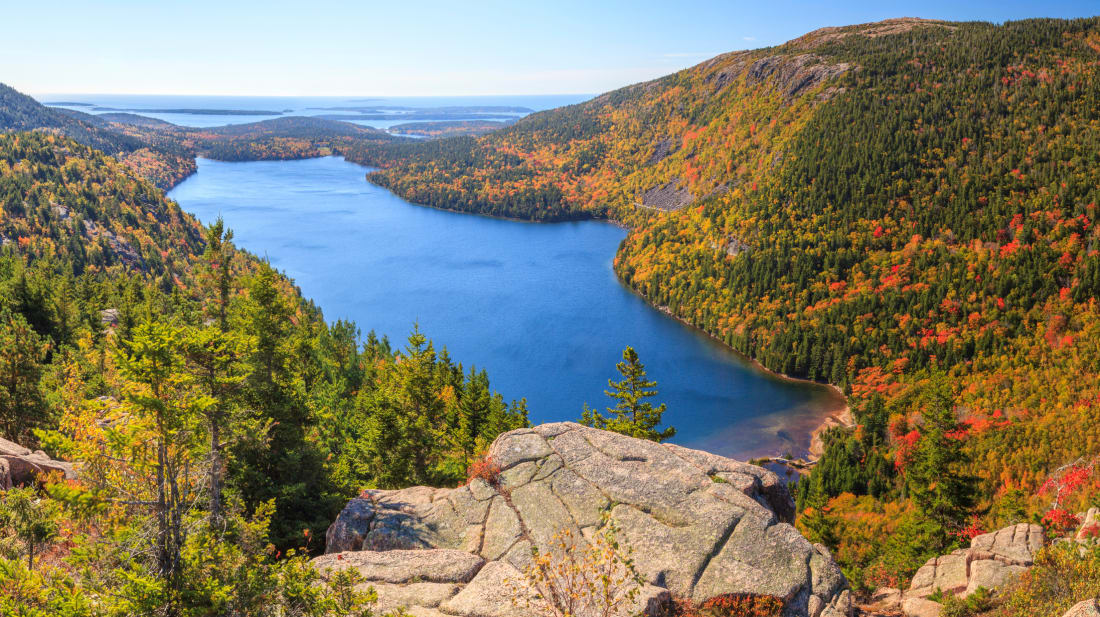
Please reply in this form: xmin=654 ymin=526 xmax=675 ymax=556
xmin=581 ymin=346 xmax=675 ymax=442
xmin=907 ymin=375 xmax=977 ymax=530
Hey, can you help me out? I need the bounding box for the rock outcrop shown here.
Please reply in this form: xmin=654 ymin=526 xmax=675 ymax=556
xmin=1065 ymin=599 xmax=1100 ymax=617
xmin=0 ymin=436 xmax=75 ymax=489
xmin=316 ymin=422 xmax=851 ymax=617
xmin=893 ymin=523 xmax=1045 ymax=616
xmin=744 ymin=55 xmax=851 ymax=100
xmin=906 ymin=523 xmax=1044 ymax=602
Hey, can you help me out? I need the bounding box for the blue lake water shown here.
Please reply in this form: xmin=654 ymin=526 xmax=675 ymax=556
xmin=167 ymin=156 xmax=843 ymax=459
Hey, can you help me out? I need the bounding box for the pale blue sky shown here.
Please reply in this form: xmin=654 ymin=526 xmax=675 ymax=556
xmin=3 ymin=0 xmax=1097 ymax=97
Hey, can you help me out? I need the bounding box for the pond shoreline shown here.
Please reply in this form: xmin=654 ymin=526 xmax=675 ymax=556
xmin=172 ymin=154 xmax=852 ymax=463
xmin=357 ymin=159 xmax=852 ymax=461
xmin=644 ymin=300 xmax=852 ymax=462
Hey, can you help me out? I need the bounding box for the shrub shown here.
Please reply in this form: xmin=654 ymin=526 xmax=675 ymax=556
xmin=699 ymin=593 xmax=784 ymax=617
xmin=937 ymin=586 xmax=993 ymax=617
xmin=509 ymin=518 xmax=645 ymax=617
xmin=997 ymin=543 xmax=1100 ymax=617
xmin=1040 ymin=508 xmax=1081 ymax=537
xmin=466 ymin=453 xmax=502 ymax=489
xmin=670 ymin=594 xmax=784 ymax=617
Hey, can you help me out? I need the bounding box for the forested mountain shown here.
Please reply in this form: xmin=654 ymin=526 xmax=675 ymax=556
xmin=0 ymin=84 xmax=405 ymax=190
xmin=0 ymin=132 xmax=529 ymax=613
xmin=4 ymin=15 xmax=1100 ymax=609
xmin=0 ymin=84 xmax=143 ymax=154
xmin=355 ymin=17 xmax=1100 ymax=590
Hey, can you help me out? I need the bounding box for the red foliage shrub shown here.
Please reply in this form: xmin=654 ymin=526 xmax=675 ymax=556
xmin=955 ymin=516 xmax=986 ymax=542
xmin=1041 ymin=508 xmax=1081 ymax=536
xmin=466 ymin=453 xmax=501 ymax=488
xmin=695 ymin=593 xmax=784 ymax=617
xmin=894 ymin=430 xmax=920 ymax=472
xmin=1080 ymin=523 xmax=1100 ymax=541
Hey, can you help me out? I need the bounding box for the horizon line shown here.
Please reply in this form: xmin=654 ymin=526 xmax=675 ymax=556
xmin=30 ymin=90 xmax=600 ymax=99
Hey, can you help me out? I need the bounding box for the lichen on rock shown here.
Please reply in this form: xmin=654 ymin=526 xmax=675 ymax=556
xmin=316 ymin=423 xmax=852 ymax=617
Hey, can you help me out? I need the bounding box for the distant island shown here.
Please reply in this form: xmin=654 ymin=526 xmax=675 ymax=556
xmin=310 ymin=104 xmax=533 ymax=114
xmin=87 ymin=106 xmax=284 ymax=116
xmin=389 ymin=118 xmax=516 ymax=137
xmin=317 ymin=112 xmax=519 ymax=121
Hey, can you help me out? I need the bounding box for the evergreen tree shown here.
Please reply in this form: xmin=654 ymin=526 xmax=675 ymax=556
xmin=180 ymin=325 xmax=251 ymax=528
xmin=116 ymin=321 xmax=201 ymax=615
xmin=797 ymin=481 xmax=837 ymax=550
xmin=0 ymin=310 xmax=47 ymax=443
xmin=581 ymin=346 xmax=675 ymax=442
xmin=231 ymin=263 xmax=336 ymax=550
xmin=202 ymin=217 xmax=234 ymax=333
xmin=907 ymin=376 xmax=977 ymax=530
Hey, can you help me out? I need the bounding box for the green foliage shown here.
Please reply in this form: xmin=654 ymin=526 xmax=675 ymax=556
xmin=0 ymin=487 xmax=61 ymax=568
xmin=906 ymin=377 xmax=978 ymax=529
xmin=0 ymin=310 xmax=49 ymax=443
xmin=0 ymin=557 xmax=97 ymax=617
xmin=341 ymin=327 xmax=528 ymax=490
xmin=796 ymin=481 xmax=837 ymax=549
xmin=180 ymin=499 xmax=380 ymax=617
xmin=580 ymin=346 xmax=675 ymax=442
xmin=936 ymin=586 xmax=993 ymax=617
xmin=998 ymin=543 xmax=1100 ymax=617
xmin=866 ymin=511 xmax=954 ymax=591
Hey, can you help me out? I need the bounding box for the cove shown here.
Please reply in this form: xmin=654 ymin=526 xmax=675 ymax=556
xmin=168 ymin=156 xmax=842 ymax=459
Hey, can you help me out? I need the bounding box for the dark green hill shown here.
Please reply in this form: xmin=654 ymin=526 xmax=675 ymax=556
xmin=0 ymin=83 xmax=144 ymax=154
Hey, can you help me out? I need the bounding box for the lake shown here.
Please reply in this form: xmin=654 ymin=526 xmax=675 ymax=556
xmin=168 ymin=156 xmax=843 ymax=459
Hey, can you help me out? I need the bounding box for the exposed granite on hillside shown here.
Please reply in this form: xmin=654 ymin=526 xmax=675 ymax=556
xmin=641 ymin=180 xmax=693 ymax=211
xmin=787 ymin=18 xmax=956 ymax=50
xmin=745 ymin=55 xmax=852 ymax=100
xmin=0 ymin=436 xmax=75 ymax=489
xmin=316 ymin=423 xmax=852 ymax=617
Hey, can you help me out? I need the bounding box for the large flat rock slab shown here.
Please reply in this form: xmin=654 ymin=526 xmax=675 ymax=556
xmin=312 ymin=549 xmax=484 ymax=584
xmin=317 ymin=422 xmax=851 ymax=617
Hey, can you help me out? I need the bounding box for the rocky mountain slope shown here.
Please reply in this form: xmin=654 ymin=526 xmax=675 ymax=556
xmin=317 ymin=423 xmax=852 ymax=617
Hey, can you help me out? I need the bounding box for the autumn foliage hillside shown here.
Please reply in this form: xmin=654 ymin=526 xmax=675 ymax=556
xmin=0 ymin=132 xmax=204 ymax=280
xmin=362 ymin=15 xmax=1100 ymax=568
xmin=0 ymin=84 xmax=405 ymax=190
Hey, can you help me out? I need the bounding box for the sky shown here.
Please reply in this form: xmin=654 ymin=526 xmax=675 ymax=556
xmin=3 ymin=0 xmax=1098 ymax=97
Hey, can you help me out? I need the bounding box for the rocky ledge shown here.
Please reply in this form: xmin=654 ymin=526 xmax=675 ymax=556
xmin=314 ymin=422 xmax=851 ymax=617
xmin=864 ymin=522 xmax=1050 ymax=617
xmin=0 ymin=436 xmax=75 ymax=489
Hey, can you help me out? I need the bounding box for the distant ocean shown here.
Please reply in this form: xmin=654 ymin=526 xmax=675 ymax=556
xmin=34 ymin=93 xmax=593 ymax=129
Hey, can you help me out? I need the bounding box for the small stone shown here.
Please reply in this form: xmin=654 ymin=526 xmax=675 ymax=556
xmin=869 ymin=587 xmax=903 ymax=609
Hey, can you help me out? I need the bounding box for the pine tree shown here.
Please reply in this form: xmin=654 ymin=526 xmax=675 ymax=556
xmin=0 ymin=311 xmax=47 ymax=443
xmin=797 ymin=481 xmax=837 ymax=549
xmin=907 ymin=375 xmax=977 ymax=529
xmin=116 ymin=321 xmax=201 ymax=615
xmin=232 ymin=263 xmax=335 ymax=550
xmin=581 ymin=347 xmax=675 ymax=442
xmin=180 ymin=325 xmax=251 ymax=528
xmin=202 ymin=217 xmax=234 ymax=333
